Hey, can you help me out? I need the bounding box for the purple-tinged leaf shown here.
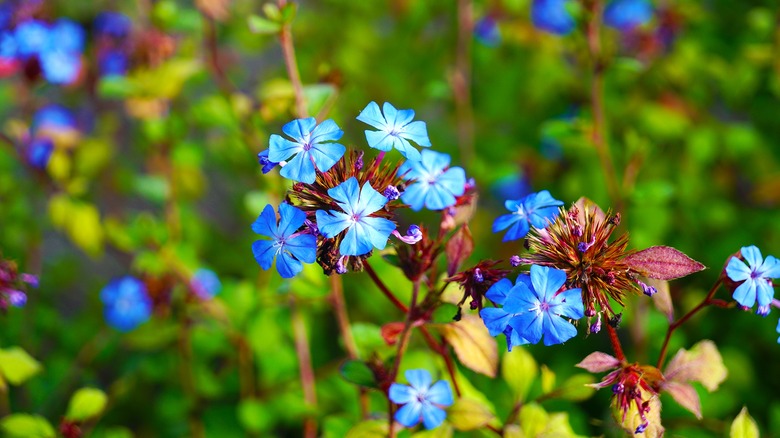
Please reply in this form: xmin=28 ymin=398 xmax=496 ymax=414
xmin=446 ymin=225 xmax=473 ymax=277
xmin=664 ymin=340 xmax=727 ymax=391
xmin=575 ymin=352 xmax=621 ymax=373
xmin=624 ymin=246 xmax=706 ymax=280
xmin=663 ymin=381 xmax=702 ymax=419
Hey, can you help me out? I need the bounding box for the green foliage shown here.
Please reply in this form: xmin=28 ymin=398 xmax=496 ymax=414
xmin=65 ymin=388 xmax=108 ymax=421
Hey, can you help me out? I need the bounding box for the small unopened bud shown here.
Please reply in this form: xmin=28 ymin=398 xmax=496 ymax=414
xmin=612 ymin=383 xmax=625 ymax=394
xmin=335 ymin=256 xmax=348 ymax=275
xmin=304 ymin=219 xmax=319 ymax=236
xmin=637 ymin=280 xmax=657 ymax=297
xmin=590 ymin=314 xmax=602 ymax=333
xmin=383 ymin=185 xmax=401 ymax=201
xmin=392 ymin=225 xmax=422 ymax=244
xmin=473 ymin=268 xmax=484 ymax=283
xmin=571 ymin=224 xmax=583 ymax=237
xmin=7 ymin=290 xmax=27 ymax=307
xmin=585 ymin=307 xmax=596 ymax=317
xmin=510 ymin=255 xmax=521 ymax=267
xmin=635 ymin=422 xmax=648 ymax=434
xmin=756 ymin=305 xmax=770 ymax=316
xmin=464 ymin=177 xmax=476 ymax=191
xmin=354 ymin=151 xmax=364 ymax=171
xmin=21 ymin=273 xmax=39 ymax=287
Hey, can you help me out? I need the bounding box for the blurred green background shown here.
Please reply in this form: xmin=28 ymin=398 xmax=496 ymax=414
xmin=1 ymin=0 xmax=779 ymax=436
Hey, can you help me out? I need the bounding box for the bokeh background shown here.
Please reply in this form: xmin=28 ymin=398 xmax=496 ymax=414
xmin=1 ymin=0 xmax=779 ymax=436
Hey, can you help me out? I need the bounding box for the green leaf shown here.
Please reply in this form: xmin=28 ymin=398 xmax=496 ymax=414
xmin=557 ymin=374 xmax=596 ymax=401
xmin=238 ymin=399 xmax=270 ymax=432
xmin=412 ymin=422 xmax=453 ymax=438
xmin=67 ymin=202 xmax=104 ymax=257
xmin=519 ymin=403 xmax=548 ymax=437
xmin=280 ymin=2 xmax=297 ymax=23
xmin=501 ymin=347 xmax=538 ymax=401
xmin=437 ymin=314 xmax=498 ymax=377
xmin=0 ymin=347 xmax=42 ymax=385
xmin=66 ymin=387 xmax=108 ymax=421
xmin=447 ymin=398 xmax=494 ymax=431
xmin=346 ymin=420 xmax=388 ymax=438
xmin=0 ymin=414 xmax=55 ymax=438
xmin=540 ymin=365 xmax=556 ymax=394
xmin=730 ymin=407 xmax=759 ymax=438
xmin=97 ymin=76 xmax=136 ymax=99
xmin=339 ymin=360 xmax=377 ymax=388
xmin=248 ymin=15 xmax=281 ymax=34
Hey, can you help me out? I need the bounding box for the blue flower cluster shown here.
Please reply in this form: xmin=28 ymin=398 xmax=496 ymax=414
xmin=1 ymin=16 xmax=85 ymax=84
xmin=94 ymin=12 xmax=133 ymax=77
xmin=725 ymin=245 xmax=779 ymax=316
xmin=253 ymin=103 xmax=470 ymax=278
xmin=389 ymin=369 xmax=453 ymax=429
xmin=480 ymin=265 xmax=584 ymax=348
xmin=531 ymin=0 xmax=653 ymax=35
xmin=24 ymin=105 xmax=79 ymax=169
xmin=100 ymin=276 xmax=153 ymax=332
xmin=493 ymin=190 xmax=563 ymax=241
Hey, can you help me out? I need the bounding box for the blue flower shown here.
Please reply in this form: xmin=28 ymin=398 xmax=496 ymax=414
xmin=257 ymin=149 xmax=279 ymax=174
xmin=315 ymin=177 xmax=396 ymax=256
xmin=474 ymin=16 xmax=501 ymax=47
xmin=603 ymin=0 xmax=653 ymax=32
xmin=268 ymin=117 xmax=345 ymax=184
xmin=726 ymin=245 xmax=780 ymax=314
xmin=25 ymin=137 xmax=53 ymax=169
xmin=503 ymin=265 xmax=583 ymax=346
xmin=7 ymin=290 xmax=27 ymax=307
xmin=0 ymin=31 xmax=17 ymax=59
xmin=100 ymin=276 xmax=153 ymax=332
xmin=191 ymin=269 xmax=222 ymax=300
xmin=357 ymin=101 xmax=431 ymax=161
xmin=252 ymin=203 xmax=317 ymax=278
xmin=40 ymin=50 xmax=81 ymax=84
xmin=94 ymin=12 xmax=132 ymax=39
xmin=32 ymin=105 xmax=77 ymax=134
xmin=98 ymin=49 xmax=128 ymax=76
xmin=389 ymin=369 xmax=453 ymax=429
xmin=398 ymin=149 xmax=466 ymax=211
xmin=48 ymin=19 xmax=85 ymax=53
xmin=493 ymin=190 xmax=563 ymax=241
xmin=480 ymin=276 xmax=533 ymax=351
xmin=14 ymin=20 xmax=49 ymax=58
xmin=531 ymin=0 xmax=576 ymax=35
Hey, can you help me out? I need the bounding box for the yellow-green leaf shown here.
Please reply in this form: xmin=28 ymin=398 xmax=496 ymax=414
xmin=346 ymin=420 xmax=388 ymax=438
xmin=67 ymin=202 xmax=104 ymax=257
xmin=664 ymin=340 xmax=727 ymax=391
xmin=519 ymin=403 xmax=548 ymax=437
xmin=66 ymin=387 xmax=108 ymax=421
xmin=557 ymin=374 xmax=596 ymax=401
xmin=541 ymin=365 xmax=556 ymax=394
xmin=502 ymin=347 xmax=538 ymax=400
xmin=730 ymin=407 xmax=759 ymax=438
xmin=438 ymin=314 xmax=498 ymax=377
xmin=0 ymin=347 xmax=42 ymax=385
xmin=412 ymin=422 xmax=454 ymax=438
xmin=447 ymin=398 xmax=494 ymax=431
xmin=0 ymin=414 xmax=55 ymax=438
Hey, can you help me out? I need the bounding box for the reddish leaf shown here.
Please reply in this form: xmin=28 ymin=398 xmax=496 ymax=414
xmin=624 ymin=246 xmax=706 ymax=280
xmin=575 ymin=352 xmax=621 ymax=373
xmin=446 ymin=225 xmax=473 ymax=276
xmin=663 ymin=381 xmax=702 ymax=419
xmin=380 ymin=322 xmax=404 ymax=346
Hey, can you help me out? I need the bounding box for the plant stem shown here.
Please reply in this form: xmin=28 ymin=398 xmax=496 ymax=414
xmin=178 ymin=319 xmax=205 ymax=438
xmin=586 ymin=0 xmax=620 ymax=207
xmin=605 ymin=323 xmax=626 ymax=362
xmin=290 ymin=295 xmax=318 ymax=438
xmin=419 ymin=327 xmax=462 ymax=396
xmin=656 ymin=279 xmax=723 ymax=368
xmin=363 ymin=260 xmax=408 ymax=313
xmin=388 ymin=280 xmax=421 ymax=438
xmin=328 ymin=274 xmax=369 ymax=417
xmin=454 ymin=0 xmax=475 ymax=164
xmin=277 ymin=0 xmax=307 ymax=118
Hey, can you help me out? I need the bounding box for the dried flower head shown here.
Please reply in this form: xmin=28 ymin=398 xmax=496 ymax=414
xmin=520 ymin=198 xmax=642 ymax=327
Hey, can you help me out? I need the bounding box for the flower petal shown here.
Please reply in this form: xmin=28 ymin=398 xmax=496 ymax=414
xmin=741 ymin=245 xmax=763 ymax=269
xmin=756 ymin=279 xmax=775 ymax=308
xmin=389 ymin=383 xmax=416 ymax=404
xmin=356 ymin=181 xmax=388 ymax=215
xmin=277 ymin=203 xmax=306 ymax=238
xmin=480 ymin=307 xmax=514 ymax=336
xmin=309 ymin=142 xmax=345 ymax=173
xmin=276 ymin=251 xmax=303 ymax=278
xmin=394 ymin=402 xmax=422 ymax=428
xmin=315 ymin=210 xmax=351 ymax=239
xmin=310 ymin=119 xmax=343 ymax=143
xmin=251 ymin=204 xmax=279 ymax=237
xmin=542 ymin=314 xmax=577 ymax=345
xmin=492 ymin=213 xmax=521 ymax=233
xmin=405 ymin=369 xmax=433 ymax=391
xmin=421 ymin=405 xmax=447 ymax=429
xmin=556 ymin=288 xmax=584 ymax=319
xmin=732 ymin=280 xmax=757 ymax=308
xmin=759 ymin=255 xmax=780 ymax=278
xmin=285 ymin=234 xmax=317 ymax=264
xmin=280 ymin=151 xmax=316 ymax=183
xmin=402 ymin=120 xmax=431 ymax=147
xmin=281 ymin=117 xmax=316 ymax=143
xmin=509 ymin=310 xmax=543 ymax=345
xmin=268 ymin=134 xmax=302 ymax=162
xmin=422 ymin=183 xmax=457 ymax=211
xmin=394 ymin=138 xmax=422 ymax=161
xmin=725 ymin=256 xmax=751 ymax=282
xmin=400 ymin=182 xmax=429 ymax=211
xmin=485 ymin=278 xmax=513 ymax=304
xmin=327 ymin=177 xmax=361 ymax=214
xmin=356 ymin=101 xmax=386 ymax=129
xmin=252 ymin=239 xmax=276 ymax=270
xmin=426 ymin=380 xmax=454 ymax=406
xmin=530 ymin=265 xmax=566 ymax=301
xmin=365 ymin=130 xmax=395 ymax=151
xmin=436 ymin=167 xmax=466 ymax=197
xmin=340 ymin=223 xmax=372 ymax=256
xmin=360 ymin=216 xmax=396 ymax=250
xmin=503 ymin=282 xmax=537 ymax=314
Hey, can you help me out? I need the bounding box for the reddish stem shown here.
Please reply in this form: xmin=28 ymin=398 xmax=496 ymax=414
xmin=363 ymin=260 xmax=408 ymax=313
xmin=290 ymin=296 xmax=318 ymax=438
xmin=277 ymin=0 xmax=307 ymax=118
xmin=605 ymin=322 xmax=626 ymax=362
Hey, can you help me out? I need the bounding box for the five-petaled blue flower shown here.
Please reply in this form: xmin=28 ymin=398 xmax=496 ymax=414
xmin=603 ymin=0 xmax=653 ymax=32
xmin=480 ymin=275 xmax=532 ymax=351
xmin=398 ymin=149 xmax=466 ymax=211
xmin=252 ymin=203 xmax=317 ymax=278
xmin=357 ymin=101 xmax=431 ymax=161
xmin=190 ymin=268 xmax=222 ymax=300
xmin=502 ymin=265 xmax=583 ymax=346
xmin=493 ymin=190 xmax=563 ymax=241
xmin=268 ymin=117 xmax=345 ymax=184
xmin=531 ymin=0 xmax=576 ymax=35
xmin=726 ymin=245 xmax=780 ymax=315
xmin=100 ymin=276 xmax=153 ymax=332
xmin=389 ymin=369 xmax=454 ymax=429
xmin=316 ymin=177 xmax=396 ymax=256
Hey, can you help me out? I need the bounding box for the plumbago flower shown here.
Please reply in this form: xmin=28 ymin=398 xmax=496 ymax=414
xmin=519 ymin=198 xmax=705 ymax=330
xmin=389 ymin=369 xmax=453 ymax=429
xmin=0 ymin=257 xmax=37 ymax=311
xmin=493 ymin=190 xmax=563 ymax=241
xmin=190 ymin=268 xmax=222 ymax=300
xmin=725 ymin=245 xmax=780 ymax=315
xmin=531 ymin=0 xmax=576 ymax=35
xmin=398 ymin=149 xmax=466 ymax=211
xmin=268 ymin=117 xmax=346 ymax=184
xmin=357 ymin=101 xmax=431 ymax=161
xmin=577 ymin=340 xmax=727 ymax=436
xmin=100 ymin=276 xmax=153 ymax=332
xmin=316 ymin=177 xmax=396 ymax=256
xmin=252 ymin=203 xmax=317 ymax=278
xmin=604 ymin=0 xmax=653 ymax=32
xmin=480 ymin=265 xmax=583 ymax=347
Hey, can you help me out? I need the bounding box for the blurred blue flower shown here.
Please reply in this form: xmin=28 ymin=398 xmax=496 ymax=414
xmin=531 ymin=0 xmax=575 ymax=35
xmin=191 ymin=268 xmax=222 ymax=300
xmin=0 ymin=31 xmax=17 ymax=59
xmin=40 ymin=50 xmax=81 ymax=84
xmin=252 ymin=203 xmax=317 ymax=278
xmin=503 ymin=265 xmax=583 ymax=346
xmin=94 ymin=12 xmax=132 ymax=39
xmin=49 ymin=19 xmax=85 ymax=53
xmin=777 ymin=318 xmax=780 ymax=343
xmin=268 ymin=117 xmax=345 ymax=184
xmin=7 ymin=290 xmax=27 ymax=307
xmin=25 ymin=137 xmax=53 ymax=169
xmin=100 ymin=276 xmax=153 ymax=332
xmin=480 ymin=276 xmax=533 ymax=351
xmin=603 ymin=0 xmax=653 ymax=32
xmin=14 ymin=20 xmax=49 ymax=58
xmin=726 ymin=245 xmax=780 ymax=315
xmin=32 ymin=105 xmax=77 ymax=135
xmin=491 ymin=173 xmax=531 ymax=203
xmin=357 ymin=101 xmax=431 ymax=161
xmin=398 ymin=149 xmax=466 ymax=211
xmin=98 ymin=49 xmax=128 ymax=76
xmin=389 ymin=369 xmax=453 ymax=429
xmin=474 ymin=16 xmax=501 ymax=47
xmin=0 ymin=3 xmax=13 ymax=30
xmin=493 ymin=190 xmax=563 ymax=241
xmin=315 ymin=177 xmax=396 ymax=256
